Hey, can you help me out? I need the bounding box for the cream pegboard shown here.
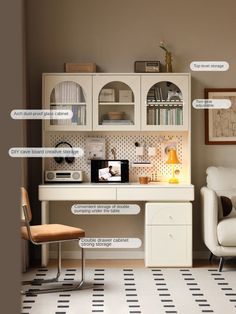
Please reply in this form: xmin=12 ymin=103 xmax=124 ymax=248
xmin=45 ymin=132 xmax=186 ymax=182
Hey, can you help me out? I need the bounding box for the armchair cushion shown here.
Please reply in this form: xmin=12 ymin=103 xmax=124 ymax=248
xmin=206 ymin=167 xmax=236 ymax=219
xmin=217 ymin=217 xmax=236 ymax=246
xmin=220 ymin=196 xmax=236 ymax=217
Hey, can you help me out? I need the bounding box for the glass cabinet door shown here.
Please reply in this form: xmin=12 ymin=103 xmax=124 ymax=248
xmin=43 ymin=75 xmax=92 ymax=131
xmin=93 ymin=75 xmax=140 ymax=131
xmin=141 ymin=74 xmax=190 ymax=131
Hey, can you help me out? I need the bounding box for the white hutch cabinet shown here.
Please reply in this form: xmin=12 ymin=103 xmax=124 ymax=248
xmin=41 ymin=73 xmax=193 ymax=267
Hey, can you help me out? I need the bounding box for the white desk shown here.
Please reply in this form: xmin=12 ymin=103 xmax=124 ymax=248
xmin=39 ymin=182 xmax=194 ymax=266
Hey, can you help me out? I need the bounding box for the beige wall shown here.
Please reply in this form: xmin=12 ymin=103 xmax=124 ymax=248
xmin=0 ymin=0 xmax=26 ymax=311
xmin=26 ymin=0 xmax=236 ymax=257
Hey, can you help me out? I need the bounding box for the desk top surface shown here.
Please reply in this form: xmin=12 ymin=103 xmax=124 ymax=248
xmin=39 ymin=182 xmax=194 ymax=189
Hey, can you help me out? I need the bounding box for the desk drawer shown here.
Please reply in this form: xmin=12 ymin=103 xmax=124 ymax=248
xmin=145 ymin=203 xmax=192 ymax=225
xmin=117 ymin=187 xmax=194 ymax=201
xmin=39 ymin=187 xmax=116 ymax=201
xmin=145 ymin=225 xmax=192 ymax=266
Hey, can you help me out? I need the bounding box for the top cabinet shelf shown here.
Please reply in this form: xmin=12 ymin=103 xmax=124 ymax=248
xmin=42 ymin=73 xmax=190 ymax=132
xmin=99 ymin=102 xmax=135 ymax=105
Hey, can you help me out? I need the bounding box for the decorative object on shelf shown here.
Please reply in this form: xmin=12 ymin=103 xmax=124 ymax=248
xmin=54 ymin=141 xmax=75 ymax=164
xmin=134 ymin=61 xmax=161 ymax=73
xmin=139 ymin=176 xmax=151 ymax=184
xmin=99 ymin=88 xmax=115 ymax=102
xmin=64 ymin=62 xmax=96 ymax=73
xmin=166 ymin=148 xmax=180 ymax=183
xmin=85 ymin=137 xmax=106 ymax=161
xmin=148 ymin=147 xmax=156 ymax=156
xmin=132 ymin=162 xmax=152 ymax=168
xmin=150 ymin=172 xmax=160 ymax=182
xmin=159 ymin=42 xmax=173 ymax=73
xmin=107 ymin=111 xmax=124 ymax=120
xmin=205 ymin=88 xmax=236 ymax=144
xmin=135 ymin=141 xmax=144 ymax=156
xmin=164 ymin=141 xmax=177 ymax=155
xmin=111 ymin=147 xmax=117 ymax=160
xmin=119 ymin=90 xmax=133 ymax=102
xmin=167 ymin=89 xmax=183 ymax=101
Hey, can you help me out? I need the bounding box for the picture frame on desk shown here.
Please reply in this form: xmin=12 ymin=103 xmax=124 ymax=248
xmin=205 ymin=88 xmax=236 ymax=144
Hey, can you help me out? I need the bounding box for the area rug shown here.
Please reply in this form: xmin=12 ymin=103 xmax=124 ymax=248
xmin=21 ymin=267 xmax=236 ymax=314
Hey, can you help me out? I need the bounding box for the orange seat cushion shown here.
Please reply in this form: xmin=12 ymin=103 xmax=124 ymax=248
xmin=21 ymin=224 xmax=85 ymax=243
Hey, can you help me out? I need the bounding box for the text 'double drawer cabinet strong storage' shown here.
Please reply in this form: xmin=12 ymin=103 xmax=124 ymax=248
xmin=145 ymin=202 xmax=192 ymax=267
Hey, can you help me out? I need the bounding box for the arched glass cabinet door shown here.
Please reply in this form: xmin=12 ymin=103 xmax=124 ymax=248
xmin=93 ymin=75 xmax=140 ymax=131
xmin=43 ymin=74 xmax=92 ymax=131
xmin=141 ymin=75 xmax=190 ymax=131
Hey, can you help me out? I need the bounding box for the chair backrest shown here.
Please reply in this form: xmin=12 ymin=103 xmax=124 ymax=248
xmin=21 ymin=187 xmax=32 ymax=223
xmin=206 ymin=166 xmax=236 ymax=191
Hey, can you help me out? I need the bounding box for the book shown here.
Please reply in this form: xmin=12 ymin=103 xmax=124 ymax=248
xmin=147 ymin=106 xmax=155 ymax=125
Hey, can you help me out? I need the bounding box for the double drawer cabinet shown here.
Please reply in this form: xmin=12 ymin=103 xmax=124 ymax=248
xmin=145 ymin=202 xmax=192 ymax=267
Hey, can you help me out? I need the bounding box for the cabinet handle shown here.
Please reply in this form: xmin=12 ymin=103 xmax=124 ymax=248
xmin=169 ymin=215 xmax=173 ymax=219
xmin=168 ymin=233 xmax=173 ymax=238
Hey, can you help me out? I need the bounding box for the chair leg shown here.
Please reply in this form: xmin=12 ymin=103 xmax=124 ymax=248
xmin=56 ymin=242 xmax=61 ymax=280
xmin=218 ymin=257 xmax=224 ymax=272
xmin=22 ymin=244 xmax=85 ymax=295
xmin=209 ymin=252 xmax=214 ymax=262
xmin=22 ymin=242 xmax=62 ymax=286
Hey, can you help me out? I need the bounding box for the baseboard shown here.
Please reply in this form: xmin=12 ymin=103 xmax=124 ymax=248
xmin=193 ymin=251 xmax=211 ymax=259
xmin=50 ymin=250 xmax=209 ymax=260
xmin=50 ymin=250 xmax=144 ymax=260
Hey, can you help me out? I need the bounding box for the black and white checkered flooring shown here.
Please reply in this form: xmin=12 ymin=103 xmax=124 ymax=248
xmin=22 ymin=267 xmax=236 ymax=314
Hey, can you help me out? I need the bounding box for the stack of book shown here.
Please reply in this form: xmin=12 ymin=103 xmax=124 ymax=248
xmin=102 ymin=120 xmax=134 ymax=125
xmin=147 ymin=105 xmax=183 ymax=125
xmin=50 ymin=81 xmax=86 ymax=126
xmin=50 ymin=104 xmax=86 ymax=126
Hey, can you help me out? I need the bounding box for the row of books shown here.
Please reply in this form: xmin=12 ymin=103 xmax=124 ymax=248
xmin=50 ymin=104 xmax=86 ymax=126
xmin=147 ymin=86 xmax=183 ymax=102
xmin=50 ymin=81 xmax=85 ymax=103
xmin=147 ymin=106 xmax=183 ymax=125
xmin=147 ymin=87 xmax=163 ymax=102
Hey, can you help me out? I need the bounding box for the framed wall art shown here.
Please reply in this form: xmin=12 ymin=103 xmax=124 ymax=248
xmin=205 ymin=88 xmax=236 ymax=144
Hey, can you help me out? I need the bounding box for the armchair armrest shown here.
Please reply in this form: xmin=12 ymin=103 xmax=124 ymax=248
xmin=200 ymin=187 xmax=220 ymax=255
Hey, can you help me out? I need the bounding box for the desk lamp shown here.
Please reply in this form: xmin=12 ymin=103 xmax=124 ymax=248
xmin=166 ymin=148 xmax=180 ymax=183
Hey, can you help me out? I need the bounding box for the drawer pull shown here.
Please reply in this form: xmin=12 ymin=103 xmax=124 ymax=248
xmin=169 ymin=215 xmax=173 ymax=220
xmin=168 ymin=233 xmax=173 ymax=238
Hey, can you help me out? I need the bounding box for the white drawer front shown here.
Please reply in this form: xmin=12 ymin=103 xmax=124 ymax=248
xmin=117 ymin=187 xmax=194 ymax=201
xmin=145 ymin=202 xmax=192 ymax=225
xmin=39 ymin=187 xmax=116 ymax=201
xmin=145 ymin=225 xmax=192 ymax=267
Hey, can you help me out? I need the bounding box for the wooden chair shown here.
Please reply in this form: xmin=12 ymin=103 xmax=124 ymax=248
xmin=21 ymin=187 xmax=85 ymax=294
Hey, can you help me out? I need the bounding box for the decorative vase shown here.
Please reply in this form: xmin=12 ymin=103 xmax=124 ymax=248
xmin=165 ymin=52 xmax=173 ymax=72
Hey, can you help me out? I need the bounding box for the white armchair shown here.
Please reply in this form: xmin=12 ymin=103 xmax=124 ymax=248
xmin=201 ymin=166 xmax=236 ymax=271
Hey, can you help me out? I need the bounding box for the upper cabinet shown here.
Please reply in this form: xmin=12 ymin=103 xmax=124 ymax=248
xmin=42 ymin=73 xmax=190 ymax=132
xmin=141 ymin=74 xmax=190 ymax=131
xmin=93 ymin=75 xmax=140 ymax=131
xmin=43 ymin=74 xmax=92 ymax=131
